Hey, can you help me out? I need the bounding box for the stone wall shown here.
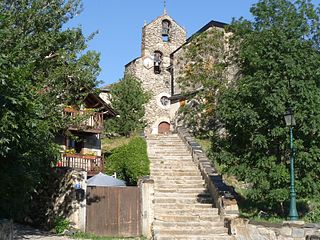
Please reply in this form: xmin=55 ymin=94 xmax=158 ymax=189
xmin=229 ymin=218 xmax=320 ymax=240
xmin=43 ymin=168 xmax=87 ymax=231
xmin=125 ymin=13 xmax=186 ymax=134
xmin=138 ymin=177 xmax=154 ymax=239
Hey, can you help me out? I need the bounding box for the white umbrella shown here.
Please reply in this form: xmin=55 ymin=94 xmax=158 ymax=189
xmin=87 ymin=172 xmax=126 ymax=187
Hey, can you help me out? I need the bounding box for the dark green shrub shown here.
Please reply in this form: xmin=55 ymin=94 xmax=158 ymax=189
xmin=105 ymin=137 xmax=149 ymax=185
xmin=54 ymin=217 xmax=70 ymax=234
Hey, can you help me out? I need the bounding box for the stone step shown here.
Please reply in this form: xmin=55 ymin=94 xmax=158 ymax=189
xmin=154 ymin=214 xmax=220 ymax=222
xmin=151 ymin=175 xmax=202 ymax=180
xmin=154 ymin=207 xmax=219 ymax=216
xmin=150 ymin=160 xmax=196 ymax=164
xmin=154 ymin=196 xmax=213 ymax=204
xmin=153 ymin=220 xmax=224 ymax=228
xmin=153 ymin=227 xmax=229 ymax=236
xmin=150 ymin=151 xmax=190 ymax=155
xmin=149 ymin=157 xmax=193 ymax=161
xmin=151 ymin=171 xmax=201 ymax=176
xmin=147 ymin=141 xmax=185 ymax=144
xmin=154 ymin=179 xmax=204 ymax=185
xmin=150 ymin=166 xmax=197 ymax=170
xmin=154 ymin=203 xmax=215 ymax=210
xmin=148 ymin=144 xmax=187 ymax=147
xmin=155 ymin=234 xmax=234 ymax=240
xmin=154 ymin=192 xmax=211 ymax=198
xmin=147 ymin=138 xmax=182 ymax=141
xmin=154 ymin=183 xmax=205 ymax=189
xmin=148 ymin=145 xmax=188 ymax=150
xmin=153 ymin=188 xmax=207 ymax=194
xmin=150 ymin=165 xmax=197 ymax=170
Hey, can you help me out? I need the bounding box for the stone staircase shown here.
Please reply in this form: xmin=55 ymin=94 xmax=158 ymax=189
xmin=147 ymin=134 xmax=234 ymax=240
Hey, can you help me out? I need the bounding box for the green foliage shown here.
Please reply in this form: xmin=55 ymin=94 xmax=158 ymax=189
xmin=105 ymin=75 xmax=150 ymax=136
xmin=105 ymin=137 xmax=149 ymax=185
xmin=176 ymin=28 xmax=226 ymax=136
xmin=54 ymin=217 xmax=70 ymax=234
xmin=212 ymin=0 xmax=320 ymax=214
xmin=0 ymin=0 xmax=100 ymax=222
xmin=303 ymin=199 xmax=320 ymax=223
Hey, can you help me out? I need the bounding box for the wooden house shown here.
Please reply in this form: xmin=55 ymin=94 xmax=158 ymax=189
xmin=55 ymin=93 xmax=116 ymax=176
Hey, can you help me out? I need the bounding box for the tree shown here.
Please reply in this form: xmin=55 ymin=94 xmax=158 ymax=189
xmin=213 ymin=0 xmax=320 ymax=214
xmin=105 ymin=75 xmax=149 ymax=136
xmin=0 ymin=0 xmax=100 ymax=221
xmin=176 ymin=28 xmax=227 ymax=137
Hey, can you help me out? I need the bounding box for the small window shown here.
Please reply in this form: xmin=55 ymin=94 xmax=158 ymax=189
xmin=162 ymin=20 xmax=171 ymax=42
xmin=162 ymin=35 xmax=169 ymax=42
xmin=154 ymin=51 xmax=162 ymax=74
xmin=160 ymin=96 xmax=170 ymax=106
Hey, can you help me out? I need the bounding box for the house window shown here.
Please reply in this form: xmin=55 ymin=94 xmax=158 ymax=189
xmin=162 ymin=20 xmax=170 ymax=42
xmin=154 ymin=51 xmax=162 ymax=74
xmin=66 ymin=137 xmax=83 ymax=154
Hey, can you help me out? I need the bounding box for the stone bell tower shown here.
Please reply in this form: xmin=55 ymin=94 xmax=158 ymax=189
xmin=125 ymin=9 xmax=186 ymax=134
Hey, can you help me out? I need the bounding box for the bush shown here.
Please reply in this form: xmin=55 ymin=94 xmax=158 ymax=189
xmin=54 ymin=217 xmax=70 ymax=234
xmin=105 ymin=137 xmax=149 ymax=185
xmin=303 ymin=199 xmax=320 ymax=223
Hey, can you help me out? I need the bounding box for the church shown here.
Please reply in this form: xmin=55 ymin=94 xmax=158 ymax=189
xmin=124 ymin=8 xmax=227 ymax=135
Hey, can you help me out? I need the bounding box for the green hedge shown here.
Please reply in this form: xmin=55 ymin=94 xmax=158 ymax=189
xmin=105 ymin=136 xmax=149 ymax=185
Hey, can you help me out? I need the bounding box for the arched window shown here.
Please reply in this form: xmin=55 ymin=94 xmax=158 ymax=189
xmin=154 ymin=51 xmax=162 ymax=74
xmin=162 ymin=19 xmax=171 ymax=42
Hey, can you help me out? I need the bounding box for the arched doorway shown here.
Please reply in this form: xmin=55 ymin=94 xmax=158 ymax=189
xmin=158 ymin=122 xmax=170 ymax=134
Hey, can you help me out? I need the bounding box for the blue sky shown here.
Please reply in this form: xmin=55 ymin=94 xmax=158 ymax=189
xmin=65 ymin=0 xmax=317 ymax=86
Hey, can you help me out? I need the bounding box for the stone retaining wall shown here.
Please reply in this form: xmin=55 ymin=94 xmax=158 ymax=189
xmin=175 ymin=126 xmax=239 ymax=217
xmin=0 ymin=219 xmax=13 ymax=240
xmin=229 ymin=218 xmax=320 ymax=240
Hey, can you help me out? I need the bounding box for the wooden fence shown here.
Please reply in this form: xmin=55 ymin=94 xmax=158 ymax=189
xmin=86 ymin=186 xmax=141 ymax=237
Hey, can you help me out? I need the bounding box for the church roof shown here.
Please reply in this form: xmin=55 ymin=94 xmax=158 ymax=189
xmin=170 ymin=20 xmax=228 ymax=56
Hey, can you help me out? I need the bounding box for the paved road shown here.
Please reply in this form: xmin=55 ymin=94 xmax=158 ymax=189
xmin=14 ymin=224 xmax=72 ymax=240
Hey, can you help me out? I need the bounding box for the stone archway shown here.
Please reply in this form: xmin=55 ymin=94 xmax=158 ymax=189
xmin=158 ymin=122 xmax=170 ymax=134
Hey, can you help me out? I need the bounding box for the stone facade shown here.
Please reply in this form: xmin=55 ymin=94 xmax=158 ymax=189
xmin=125 ymin=12 xmax=186 ymax=134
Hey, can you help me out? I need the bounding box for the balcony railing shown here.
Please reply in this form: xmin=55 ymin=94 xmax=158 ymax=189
xmin=64 ymin=108 xmax=104 ymax=133
xmin=59 ymin=153 xmax=104 ymax=176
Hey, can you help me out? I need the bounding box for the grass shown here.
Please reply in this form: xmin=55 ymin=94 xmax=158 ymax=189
xmin=71 ymin=231 xmax=146 ymax=240
xmin=194 ymin=137 xmax=211 ymax=152
xmin=102 ymin=133 xmax=139 ymax=153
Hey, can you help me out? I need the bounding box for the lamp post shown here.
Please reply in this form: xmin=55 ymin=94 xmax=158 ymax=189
xmin=284 ymin=107 xmax=298 ymax=220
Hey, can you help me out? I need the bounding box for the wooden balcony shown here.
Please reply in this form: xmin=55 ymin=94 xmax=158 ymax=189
xmin=59 ymin=153 xmax=104 ymax=176
xmin=64 ymin=108 xmax=104 ymax=133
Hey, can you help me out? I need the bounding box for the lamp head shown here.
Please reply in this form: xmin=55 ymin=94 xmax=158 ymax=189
xmin=284 ymin=107 xmax=296 ymax=126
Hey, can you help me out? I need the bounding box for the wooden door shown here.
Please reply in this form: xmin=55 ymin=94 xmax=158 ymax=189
xmin=158 ymin=122 xmax=170 ymax=134
xmin=86 ymin=186 xmax=141 ymax=237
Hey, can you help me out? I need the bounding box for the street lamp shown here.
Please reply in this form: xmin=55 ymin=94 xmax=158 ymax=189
xmin=284 ymin=107 xmax=298 ymax=220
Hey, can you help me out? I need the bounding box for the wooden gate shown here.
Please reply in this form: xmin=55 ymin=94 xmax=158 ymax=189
xmin=86 ymin=186 xmax=141 ymax=237
xmin=158 ymin=121 xmax=170 ymax=134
